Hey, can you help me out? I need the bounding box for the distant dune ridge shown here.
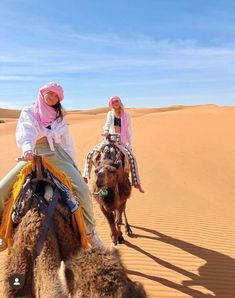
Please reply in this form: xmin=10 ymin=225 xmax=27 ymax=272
xmin=0 ymin=104 xmax=218 ymax=118
xmin=0 ymin=108 xmax=21 ymax=119
xmin=0 ymin=104 xmax=235 ymax=298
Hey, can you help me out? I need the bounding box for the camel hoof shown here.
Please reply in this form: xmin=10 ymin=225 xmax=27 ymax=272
xmin=126 ymin=226 xmax=133 ymax=236
xmin=118 ymin=236 xmax=125 ymax=244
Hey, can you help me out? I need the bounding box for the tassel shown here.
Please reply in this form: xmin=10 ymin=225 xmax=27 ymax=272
xmin=0 ymin=161 xmax=35 ymax=253
xmin=72 ymin=208 xmax=91 ymax=249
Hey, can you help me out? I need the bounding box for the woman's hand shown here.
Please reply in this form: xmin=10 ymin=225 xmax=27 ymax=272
xmin=22 ymin=150 xmax=34 ymax=161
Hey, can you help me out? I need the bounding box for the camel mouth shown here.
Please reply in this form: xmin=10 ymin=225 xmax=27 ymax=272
xmin=96 ymin=182 xmax=106 ymax=188
xmin=99 ymin=188 xmax=115 ymax=206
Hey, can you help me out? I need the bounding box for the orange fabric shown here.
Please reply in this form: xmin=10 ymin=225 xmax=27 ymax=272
xmin=0 ymin=161 xmax=35 ymax=253
xmin=72 ymin=208 xmax=91 ymax=248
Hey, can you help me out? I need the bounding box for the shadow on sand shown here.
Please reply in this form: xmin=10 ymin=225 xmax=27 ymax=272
xmin=125 ymin=225 xmax=235 ymax=298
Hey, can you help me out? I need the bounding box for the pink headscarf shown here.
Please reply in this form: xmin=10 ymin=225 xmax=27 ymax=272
xmin=34 ymin=82 xmax=64 ymax=127
xmin=108 ymin=96 xmax=122 ymax=108
xmin=109 ymin=96 xmax=129 ymax=145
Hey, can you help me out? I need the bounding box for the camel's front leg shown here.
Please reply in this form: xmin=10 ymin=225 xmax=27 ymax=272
xmin=100 ymin=205 xmax=118 ymax=245
xmin=115 ymin=207 xmax=125 ymax=244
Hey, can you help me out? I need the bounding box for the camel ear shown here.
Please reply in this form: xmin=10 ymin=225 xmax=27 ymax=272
xmin=58 ymin=261 xmax=74 ymax=295
xmin=64 ymin=267 xmax=75 ymax=293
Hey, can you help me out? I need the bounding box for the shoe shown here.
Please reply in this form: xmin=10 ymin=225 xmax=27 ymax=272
xmin=88 ymin=230 xmax=105 ymax=249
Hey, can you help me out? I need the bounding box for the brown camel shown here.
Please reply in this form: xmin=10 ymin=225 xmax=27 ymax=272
xmin=2 ymin=186 xmax=81 ymax=298
xmin=1 ymin=156 xmax=82 ymax=298
xmin=91 ymin=143 xmax=132 ymax=245
xmin=57 ymin=247 xmax=147 ymax=298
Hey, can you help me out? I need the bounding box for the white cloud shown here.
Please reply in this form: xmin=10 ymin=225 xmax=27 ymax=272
xmin=0 ymin=75 xmax=35 ymax=81
xmin=1 ymin=16 xmax=235 ymax=107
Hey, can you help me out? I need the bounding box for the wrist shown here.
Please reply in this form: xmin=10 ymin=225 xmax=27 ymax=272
xmin=22 ymin=142 xmax=33 ymax=154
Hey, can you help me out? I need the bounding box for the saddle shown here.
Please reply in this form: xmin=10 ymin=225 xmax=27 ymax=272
xmin=0 ymin=156 xmax=89 ymax=254
xmin=92 ymin=141 xmax=130 ymax=173
xmin=12 ymin=168 xmax=78 ymax=225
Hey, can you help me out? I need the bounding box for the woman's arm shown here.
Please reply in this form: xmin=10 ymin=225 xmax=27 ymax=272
xmin=16 ymin=107 xmax=40 ymax=154
xmin=103 ymin=111 xmax=112 ymax=133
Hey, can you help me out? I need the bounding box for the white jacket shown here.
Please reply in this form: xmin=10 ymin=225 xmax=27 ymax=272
xmin=16 ymin=105 xmax=76 ymax=162
xmin=103 ymin=111 xmax=132 ymax=147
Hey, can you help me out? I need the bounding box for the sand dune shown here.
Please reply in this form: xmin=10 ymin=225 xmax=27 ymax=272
xmin=0 ymin=105 xmax=235 ymax=297
xmin=0 ymin=108 xmax=21 ymax=119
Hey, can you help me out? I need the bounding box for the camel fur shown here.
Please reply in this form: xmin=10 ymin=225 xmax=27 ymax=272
xmin=3 ymin=189 xmax=80 ymax=298
xmin=57 ymin=247 xmax=147 ymax=298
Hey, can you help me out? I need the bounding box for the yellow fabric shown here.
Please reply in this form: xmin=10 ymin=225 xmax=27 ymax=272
xmin=42 ymin=158 xmax=77 ymax=195
xmin=0 ymin=157 xmax=90 ymax=253
xmin=0 ymin=161 xmax=35 ymax=253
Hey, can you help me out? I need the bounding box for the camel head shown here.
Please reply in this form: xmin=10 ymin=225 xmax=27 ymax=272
xmin=57 ymin=247 xmax=147 ymax=298
xmin=94 ymin=159 xmax=120 ymax=189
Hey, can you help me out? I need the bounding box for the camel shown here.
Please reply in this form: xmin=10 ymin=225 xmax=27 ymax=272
xmin=57 ymin=247 xmax=147 ymax=298
xmin=1 ymin=154 xmax=142 ymax=297
xmin=3 ymin=201 xmax=80 ymax=298
xmin=1 ymin=155 xmax=82 ymax=297
xmin=91 ymin=141 xmax=133 ymax=245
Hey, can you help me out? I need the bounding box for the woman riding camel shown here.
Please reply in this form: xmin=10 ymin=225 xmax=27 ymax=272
xmin=0 ymin=82 xmax=103 ymax=248
xmin=83 ymin=96 xmax=144 ymax=193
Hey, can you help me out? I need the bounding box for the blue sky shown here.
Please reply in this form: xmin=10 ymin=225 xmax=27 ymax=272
xmin=0 ymin=0 xmax=235 ymax=110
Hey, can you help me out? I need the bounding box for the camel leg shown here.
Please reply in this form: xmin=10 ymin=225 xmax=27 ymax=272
xmin=115 ymin=207 xmax=125 ymax=244
xmin=123 ymin=205 xmax=133 ymax=236
xmin=100 ymin=205 xmax=118 ymax=245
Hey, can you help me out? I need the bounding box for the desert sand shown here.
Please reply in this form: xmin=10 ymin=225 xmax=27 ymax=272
xmin=0 ymin=105 xmax=235 ymax=298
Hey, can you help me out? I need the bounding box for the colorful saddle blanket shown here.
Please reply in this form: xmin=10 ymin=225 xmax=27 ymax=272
xmin=0 ymin=158 xmax=89 ymax=254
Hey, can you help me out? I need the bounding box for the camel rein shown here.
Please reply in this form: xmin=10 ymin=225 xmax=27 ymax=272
xmin=92 ymin=188 xmax=108 ymax=196
xmin=92 ymin=183 xmax=119 ymax=197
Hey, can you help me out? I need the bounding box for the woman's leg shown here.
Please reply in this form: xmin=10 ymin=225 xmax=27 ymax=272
xmin=115 ymin=144 xmax=142 ymax=186
xmin=83 ymin=142 xmax=107 ymax=179
xmin=0 ymin=161 xmax=27 ymax=215
xmin=83 ymin=149 xmax=95 ymax=180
